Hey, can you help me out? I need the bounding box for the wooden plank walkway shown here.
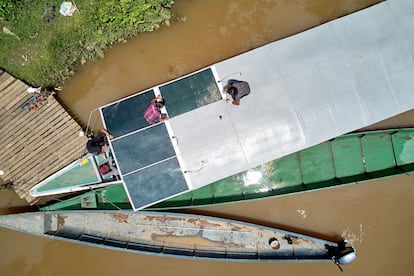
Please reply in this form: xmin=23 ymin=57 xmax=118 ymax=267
xmin=0 ymin=70 xmax=87 ymax=204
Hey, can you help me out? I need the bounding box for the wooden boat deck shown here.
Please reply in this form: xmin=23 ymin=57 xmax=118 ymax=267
xmin=0 ymin=70 xmax=87 ymax=204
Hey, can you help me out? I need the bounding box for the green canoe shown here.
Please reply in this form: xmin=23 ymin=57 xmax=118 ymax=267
xmin=40 ymin=128 xmax=414 ymax=211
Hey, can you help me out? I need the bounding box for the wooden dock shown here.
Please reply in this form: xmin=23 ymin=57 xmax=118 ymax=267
xmin=0 ymin=70 xmax=87 ymax=204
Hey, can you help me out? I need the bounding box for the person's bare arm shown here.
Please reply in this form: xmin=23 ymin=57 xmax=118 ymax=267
xmin=98 ymin=145 xmax=108 ymax=156
xmin=100 ymin=128 xmax=114 ymax=139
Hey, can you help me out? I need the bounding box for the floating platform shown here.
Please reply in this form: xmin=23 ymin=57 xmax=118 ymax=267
xmin=99 ymin=0 xmax=414 ymax=210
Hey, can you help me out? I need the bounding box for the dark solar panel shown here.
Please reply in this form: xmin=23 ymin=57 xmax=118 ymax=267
xmin=111 ymin=124 xmax=175 ymax=174
xmin=160 ymin=68 xmax=221 ymax=117
xmin=101 ymin=90 xmax=155 ymax=137
xmin=101 ymin=69 xmax=222 ymax=209
xmin=123 ymin=157 xmax=188 ymax=209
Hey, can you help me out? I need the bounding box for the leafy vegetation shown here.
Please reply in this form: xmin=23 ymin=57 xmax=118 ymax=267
xmin=0 ymin=0 xmax=174 ymax=87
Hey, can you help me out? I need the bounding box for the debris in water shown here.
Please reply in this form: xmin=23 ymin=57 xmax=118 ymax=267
xmin=341 ymin=225 xmax=364 ymax=246
xmin=296 ymin=209 xmax=307 ymax=218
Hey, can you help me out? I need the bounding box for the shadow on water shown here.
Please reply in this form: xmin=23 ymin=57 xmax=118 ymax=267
xmin=0 ymin=190 xmax=36 ymax=215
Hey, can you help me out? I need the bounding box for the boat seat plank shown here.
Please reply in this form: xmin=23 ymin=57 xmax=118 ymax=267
xmin=195 ymin=250 xmax=226 ymax=258
xmin=269 ymin=153 xmax=303 ymax=188
xmin=331 ymin=136 xmax=365 ymax=178
xmin=361 ymin=133 xmax=396 ymax=173
xmin=241 ymin=166 xmax=274 ymax=195
xmin=391 ymin=129 xmax=414 ymax=169
xmin=79 ymin=234 xmax=104 ymax=244
xmin=163 ymin=247 xmax=195 ymax=256
xmin=104 ymin=239 xmax=128 ymax=248
xmin=227 ymin=251 xmax=258 ymax=259
xmin=127 ymin=242 xmax=162 ymax=253
xmin=299 ymin=143 xmax=336 ymax=185
xmin=212 ymin=178 xmax=244 ymax=203
xmin=154 ymin=190 xmax=193 ymax=208
xmin=54 ymin=228 xmax=81 ymax=240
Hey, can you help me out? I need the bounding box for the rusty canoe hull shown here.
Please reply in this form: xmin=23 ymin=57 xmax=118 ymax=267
xmin=0 ymin=211 xmax=353 ymax=263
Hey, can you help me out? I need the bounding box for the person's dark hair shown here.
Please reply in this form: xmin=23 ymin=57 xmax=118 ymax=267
xmin=86 ymin=140 xmax=103 ymax=154
xmin=156 ymin=99 xmax=165 ymax=109
xmin=227 ymin=87 xmax=238 ymax=97
xmin=94 ymin=140 xmax=105 ymax=147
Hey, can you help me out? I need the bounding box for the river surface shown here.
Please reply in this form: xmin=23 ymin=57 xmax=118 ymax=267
xmin=3 ymin=0 xmax=414 ymax=275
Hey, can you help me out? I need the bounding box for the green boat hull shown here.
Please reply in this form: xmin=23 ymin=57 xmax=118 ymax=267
xmin=41 ymin=128 xmax=414 ymax=211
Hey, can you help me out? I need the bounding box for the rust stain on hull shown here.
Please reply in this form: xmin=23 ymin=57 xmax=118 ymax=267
xmin=150 ymin=233 xmax=246 ymax=249
xmin=57 ymin=215 xmax=67 ymax=228
xmin=152 ymin=233 xmax=223 ymax=247
xmin=145 ymin=216 xmax=222 ymax=228
xmin=112 ymin=213 xmax=129 ymax=223
xmin=150 ymin=230 xmax=247 ymax=249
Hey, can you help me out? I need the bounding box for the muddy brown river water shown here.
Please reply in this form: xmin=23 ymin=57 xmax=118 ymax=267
xmin=3 ymin=1 xmax=414 ymax=275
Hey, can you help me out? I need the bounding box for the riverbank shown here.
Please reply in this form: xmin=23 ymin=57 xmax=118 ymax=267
xmin=0 ymin=0 xmax=174 ymax=87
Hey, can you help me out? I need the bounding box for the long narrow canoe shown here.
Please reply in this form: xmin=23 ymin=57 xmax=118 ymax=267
xmin=0 ymin=210 xmax=356 ymax=265
xmin=40 ymin=127 xmax=414 ymax=211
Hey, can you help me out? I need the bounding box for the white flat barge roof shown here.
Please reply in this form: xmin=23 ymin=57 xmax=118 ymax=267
xmin=100 ymin=0 xmax=414 ymax=210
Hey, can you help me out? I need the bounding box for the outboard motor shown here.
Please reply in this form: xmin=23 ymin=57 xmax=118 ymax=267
xmin=334 ymin=247 xmax=357 ymax=265
xmin=326 ymin=241 xmax=357 ymax=272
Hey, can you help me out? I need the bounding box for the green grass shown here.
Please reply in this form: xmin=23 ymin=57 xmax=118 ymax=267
xmin=0 ymin=0 xmax=174 ymax=87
